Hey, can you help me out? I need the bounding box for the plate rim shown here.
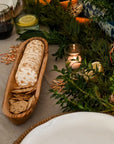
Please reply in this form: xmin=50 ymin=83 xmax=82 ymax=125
xmin=13 ymin=112 xmax=114 ymax=144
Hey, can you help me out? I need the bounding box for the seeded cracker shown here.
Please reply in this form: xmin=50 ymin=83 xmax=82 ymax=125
xmin=15 ymin=40 xmax=44 ymax=87
xmin=9 ymin=101 xmax=28 ymax=114
xmin=27 ymin=95 xmax=36 ymax=110
xmin=11 ymin=85 xmax=35 ymax=94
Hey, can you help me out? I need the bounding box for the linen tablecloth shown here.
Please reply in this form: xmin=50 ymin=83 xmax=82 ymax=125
xmin=0 ymin=28 xmax=64 ymax=144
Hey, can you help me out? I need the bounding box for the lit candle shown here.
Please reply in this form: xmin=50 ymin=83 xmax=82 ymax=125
xmin=65 ymin=43 xmax=82 ymax=69
xmin=67 ymin=53 xmax=82 ymax=69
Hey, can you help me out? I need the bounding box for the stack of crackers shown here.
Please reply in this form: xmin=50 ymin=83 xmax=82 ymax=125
xmin=9 ymin=40 xmax=44 ymax=114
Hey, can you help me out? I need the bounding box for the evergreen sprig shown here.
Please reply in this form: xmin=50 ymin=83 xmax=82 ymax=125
xmin=49 ymin=39 xmax=114 ymax=114
xmin=49 ymin=60 xmax=114 ymax=114
xmin=18 ymin=22 xmax=112 ymax=59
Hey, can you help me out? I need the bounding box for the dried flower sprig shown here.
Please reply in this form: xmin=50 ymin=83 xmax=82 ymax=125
xmin=0 ymin=44 xmax=21 ymax=65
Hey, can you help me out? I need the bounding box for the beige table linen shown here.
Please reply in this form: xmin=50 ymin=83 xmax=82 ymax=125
xmin=0 ymin=28 xmax=65 ymax=144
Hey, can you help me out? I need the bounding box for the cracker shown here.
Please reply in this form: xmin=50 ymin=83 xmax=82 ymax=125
xmin=26 ymin=40 xmax=44 ymax=51
xmin=13 ymin=85 xmax=33 ymax=90
xmin=11 ymin=86 xmax=35 ymax=94
xmin=18 ymin=61 xmax=39 ymax=73
xmin=12 ymin=94 xmax=32 ymax=101
xmin=27 ymin=95 xmax=36 ymax=110
xmin=9 ymin=100 xmax=28 ymax=114
xmin=20 ymin=53 xmax=40 ymax=65
xmin=19 ymin=52 xmax=44 ymax=72
xmin=9 ymin=99 xmax=16 ymax=104
xmin=15 ymin=39 xmax=44 ymax=87
xmin=15 ymin=67 xmax=37 ymax=87
xmin=24 ymin=45 xmax=44 ymax=55
xmin=25 ymin=87 xmax=36 ymax=95
xmin=11 ymin=97 xmax=25 ymax=101
xmin=13 ymin=86 xmax=24 ymax=90
xmin=13 ymin=93 xmax=32 ymax=98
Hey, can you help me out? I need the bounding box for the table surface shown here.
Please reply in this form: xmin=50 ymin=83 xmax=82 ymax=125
xmin=0 ymin=28 xmax=65 ymax=144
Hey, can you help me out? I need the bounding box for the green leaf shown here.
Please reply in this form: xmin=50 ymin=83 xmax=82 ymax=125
xmin=53 ymin=65 xmax=58 ymax=71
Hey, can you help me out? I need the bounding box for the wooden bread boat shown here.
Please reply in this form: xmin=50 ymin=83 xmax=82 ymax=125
xmin=2 ymin=37 xmax=48 ymax=125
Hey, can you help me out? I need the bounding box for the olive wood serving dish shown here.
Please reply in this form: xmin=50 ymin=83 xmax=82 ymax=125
xmin=2 ymin=37 xmax=48 ymax=125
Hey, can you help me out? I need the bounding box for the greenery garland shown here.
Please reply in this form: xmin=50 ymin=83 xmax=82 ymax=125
xmin=19 ymin=0 xmax=113 ymax=58
xmin=18 ymin=0 xmax=114 ymax=114
xmin=49 ymin=42 xmax=114 ymax=114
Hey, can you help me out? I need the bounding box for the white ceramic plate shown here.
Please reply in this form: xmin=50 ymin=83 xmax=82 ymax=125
xmin=21 ymin=112 xmax=114 ymax=144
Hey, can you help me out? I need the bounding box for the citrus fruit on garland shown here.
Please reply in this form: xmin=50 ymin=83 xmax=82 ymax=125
xmin=60 ymin=0 xmax=78 ymax=9
xmin=35 ymin=0 xmax=51 ymax=5
xmin=17 ymin=15 xmax=38 ymax=27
